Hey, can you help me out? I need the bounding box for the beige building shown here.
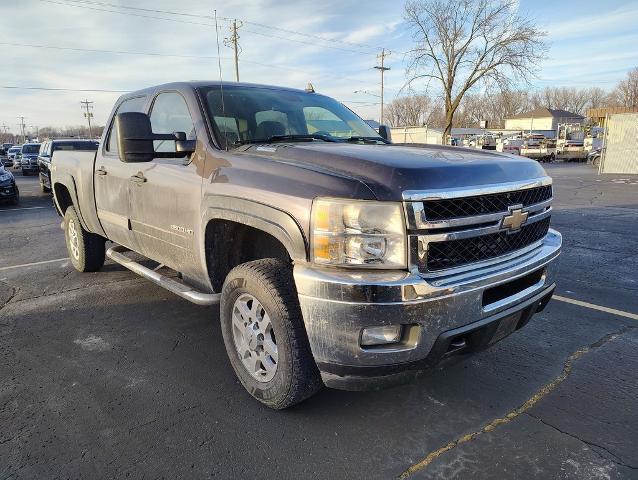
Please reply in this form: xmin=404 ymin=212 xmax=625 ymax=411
xmin=587 ymin=106 xmax=638 ymax=127
xmin=504 ymin=108 xmax=585 ymax=132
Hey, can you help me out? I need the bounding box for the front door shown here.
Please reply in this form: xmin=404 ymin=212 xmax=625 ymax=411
xmin=127 ymin=91 xmax=203 ymax=276
xmin=94 ymin=96 xmax=148 ymax=249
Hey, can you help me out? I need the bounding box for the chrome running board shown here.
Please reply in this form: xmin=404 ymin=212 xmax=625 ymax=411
xmin=106 ymin=245 xmax=220 ymax=306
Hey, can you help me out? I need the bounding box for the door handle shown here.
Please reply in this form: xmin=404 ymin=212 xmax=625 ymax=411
xmin=96 ymin=166 xmax=107 ymax=176
xmin=130 ymin=172 xmax=147 ymax=184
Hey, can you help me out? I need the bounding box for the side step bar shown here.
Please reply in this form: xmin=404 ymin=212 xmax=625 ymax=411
xmin=106 ymin=245 xmax=220 ymax=306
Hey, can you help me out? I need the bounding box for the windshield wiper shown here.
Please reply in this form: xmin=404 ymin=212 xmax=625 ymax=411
xmin=267 ymin=134 xmax=338 ymax=143
xmin=233 ymin=134 xmax=337 ymax=147
xmin=344 ymin=136 xmax=389 ymax=144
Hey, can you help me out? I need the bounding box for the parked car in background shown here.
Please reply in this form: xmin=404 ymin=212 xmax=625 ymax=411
xmin=0 ymin=163 xmax=19 ymax=205
xmin=587 ymin=148 xmax=602 ymax=168
xmin=0 ymin=146 xmax=11 ymax=168
xmin=520 ymin=135 xmax=556 ymax=162
xmin=19 ymin=143 xmax=41 ymax=175
xmin=52 ymin=81 xmax=561 ymax=409
xmin=7 ymin=146 xmax=21 ymax=167
xmin=499 ymin=137 xmax=523 ymax=155
xmin=38 ymin=139 xmax=99 ymax=192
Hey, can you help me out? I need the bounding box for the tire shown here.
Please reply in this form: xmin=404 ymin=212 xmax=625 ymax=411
xmin=220 ymin=258 xmax=322 ymax=409
xmin=40 ymin=176 xmax=50 ymax=193
xmin=10 ymin=188 xmax=19 ymax=206
xmin=64 ymin=206 xmax=105 ymax=272
xmin=593 ymin=155 xmax=601 ymax=168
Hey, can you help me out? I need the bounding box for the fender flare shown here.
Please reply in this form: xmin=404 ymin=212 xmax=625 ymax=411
xmin=52 ymin=174 xmax=89 ymax=231
xmin=201 ymin=196 xmax=308 ymax=261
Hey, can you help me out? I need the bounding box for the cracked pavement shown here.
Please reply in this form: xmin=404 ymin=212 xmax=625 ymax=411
xmin=1 ymin=165 xmax=637 ymax=479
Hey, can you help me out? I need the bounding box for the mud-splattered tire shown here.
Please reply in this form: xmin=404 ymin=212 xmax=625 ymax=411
xmin=64 ymin=206 xmax=105 ymax=272
xmin=220 ymin=258 xmax=322 ymax=409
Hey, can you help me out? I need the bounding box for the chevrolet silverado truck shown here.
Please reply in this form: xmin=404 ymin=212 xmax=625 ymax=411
xmin=52 ymin=82 xmax=561 ymax=409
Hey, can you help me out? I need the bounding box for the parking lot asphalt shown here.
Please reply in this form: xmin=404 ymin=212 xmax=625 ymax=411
xmin=1 ymin=164 xmax=637 ymax=479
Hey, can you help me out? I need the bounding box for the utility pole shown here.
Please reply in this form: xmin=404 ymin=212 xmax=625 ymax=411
xmin=374 ymin=49 xmax=391 ymax=125
xmin=224 ymin=19 xmax=242 ymax=82
xmin=17 ymin=116 xmax=26 ymax=143
xmin=81 ymin=99 xmax=94 ymax=138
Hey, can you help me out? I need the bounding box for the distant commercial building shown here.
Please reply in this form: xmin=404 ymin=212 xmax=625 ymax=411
xmin=587 ymin=106 xmax=638 ymax=127
xmin=390 ymin=126 xmax=444 ymax=145
xmin=504 ymin=108 xmax=585 ymax=133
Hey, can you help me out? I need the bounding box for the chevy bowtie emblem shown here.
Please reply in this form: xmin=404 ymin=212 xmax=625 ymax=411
xmin=501 ymin=207 xmax=528 ymax=232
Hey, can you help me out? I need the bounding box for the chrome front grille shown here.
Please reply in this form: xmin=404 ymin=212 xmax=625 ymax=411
xmin=404 ymin=178 xmax=553 ymax=277
xmin=422 ymin=185 xmax=552 ymax=221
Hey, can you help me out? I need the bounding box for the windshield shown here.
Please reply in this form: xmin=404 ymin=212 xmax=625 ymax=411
xmin=52 ymin=141 xmax=99 ymax=152
xmin=9 ymin=147 xmax=20 ymax=153
xmin=22 ymin=144 xmax=40 ymax=154
xmin=201 ymin=85 xmax=381 ymax=147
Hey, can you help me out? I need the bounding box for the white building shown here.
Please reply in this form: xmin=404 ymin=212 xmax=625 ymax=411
xmin=504 ymin=108 xmax=585 ymax=133
xmin=390 ymin=126 xmax=444 ymax=144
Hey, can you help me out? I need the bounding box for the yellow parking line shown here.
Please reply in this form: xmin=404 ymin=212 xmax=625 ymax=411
xmin=398 ymin=328 xmax=630 ymax=478
xmin=554 ymin=295 xmax=638 ymax=321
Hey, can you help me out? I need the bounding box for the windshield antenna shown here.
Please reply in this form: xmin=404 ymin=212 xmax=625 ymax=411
xmin=214 ymin=10 xmax=228 ymax=151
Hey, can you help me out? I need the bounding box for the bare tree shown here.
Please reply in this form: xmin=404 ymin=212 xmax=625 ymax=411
xmin=404 ymin=0 xmax=547 ymax=140
xmin=611 ymin=67 xmax=638 ymax=107
xmin=386 ymin=95 xmax=441 ymax=126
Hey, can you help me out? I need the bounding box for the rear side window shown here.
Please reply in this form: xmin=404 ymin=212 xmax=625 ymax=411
xmin=106 ymin=96 xmax=147 ymax=153
xmin=53 ymin=141 xmax=99 ymax=152
xmin=149 ymin=92 xmax=195 ymax=154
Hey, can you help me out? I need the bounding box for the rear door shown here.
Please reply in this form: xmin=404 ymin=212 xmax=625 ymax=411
xmin=94 ymin=95 xmax=148 ymax=249
xmin=128 ymin=90 xmax=203 ymax=273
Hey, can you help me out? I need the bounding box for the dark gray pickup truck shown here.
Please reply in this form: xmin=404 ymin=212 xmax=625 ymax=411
xmin=52 ymin=81 xmax=561 ymax=408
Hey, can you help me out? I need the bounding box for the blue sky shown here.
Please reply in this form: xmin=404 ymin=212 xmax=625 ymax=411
xmin=1 ymin=0 xmax=637 ymax=130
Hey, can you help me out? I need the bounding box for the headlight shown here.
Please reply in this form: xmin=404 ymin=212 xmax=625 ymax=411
xmin=311 ymin=198 xmax=406 ymax=268
xmin=0 ymin=173 xmax=11 ymax=182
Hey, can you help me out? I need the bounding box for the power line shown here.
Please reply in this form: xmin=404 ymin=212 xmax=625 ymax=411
xmin=0 ymin=41 xmax=220 ymax=59
xmin=1 ymin=41 xmax=376 ymax=86
xmin=54 ymin=0 xmax=389 ymax=52
xmin=2 ymin=86 xmax=128 ymax=93
xmin=39 ymin=0 xmax=382 ymax=56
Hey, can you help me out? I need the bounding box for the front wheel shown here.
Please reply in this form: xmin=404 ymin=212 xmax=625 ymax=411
xmin=220 ymin=258 xmax=322 ymax=409
xmin=64 ymin=206 xmax=105 ymax=272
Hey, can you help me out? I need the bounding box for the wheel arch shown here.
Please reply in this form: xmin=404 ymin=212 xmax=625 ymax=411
xmin=52 ymin=175 xmax=89 ymax=230
xmin=202 ymin=196 xmax=308 ymax=292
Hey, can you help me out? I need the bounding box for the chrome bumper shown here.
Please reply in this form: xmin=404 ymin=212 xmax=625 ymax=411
xmin=294 ymin=229 xmax=562 ymax=389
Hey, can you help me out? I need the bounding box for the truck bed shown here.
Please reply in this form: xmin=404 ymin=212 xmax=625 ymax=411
xmin=51 ymin=150 xmax=104 ymax=236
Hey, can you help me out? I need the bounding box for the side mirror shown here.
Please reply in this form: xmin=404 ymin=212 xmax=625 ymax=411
xmin=378 ymin=124 xmax=392 ymax=142
xmin=116 ymin=112 xmax=194 ymax=162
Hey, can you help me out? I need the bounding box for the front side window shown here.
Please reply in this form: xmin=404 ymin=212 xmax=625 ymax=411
xmin=201 ymin=85 xmax=382 ymax=147
xmin=149 ymin=92 xmax=195 ymax=153
xmin=106 ymin=96 xmax=147 ymax=153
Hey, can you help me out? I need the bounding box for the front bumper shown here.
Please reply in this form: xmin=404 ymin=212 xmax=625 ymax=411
xmin=294 ymin=229 xmax=562 ymax=390
xmin=0 ymin=182 xmax=18 ymax=200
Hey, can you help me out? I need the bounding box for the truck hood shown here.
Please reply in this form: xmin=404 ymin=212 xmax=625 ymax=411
xmin=241 ymin=143 xmax=548 ymax=201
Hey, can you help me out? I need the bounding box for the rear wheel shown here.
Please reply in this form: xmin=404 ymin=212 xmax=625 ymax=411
xmin=40 ymin=175 xmax=51 ymax=193
xmin=220 ymin=258 xmax=322 ymax=409
xmin=64 ymin=206 xmax=105 ymax=272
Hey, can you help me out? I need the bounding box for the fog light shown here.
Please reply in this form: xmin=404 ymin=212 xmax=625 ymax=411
xmin=361 ymin=325 xmax=402 ymax=346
